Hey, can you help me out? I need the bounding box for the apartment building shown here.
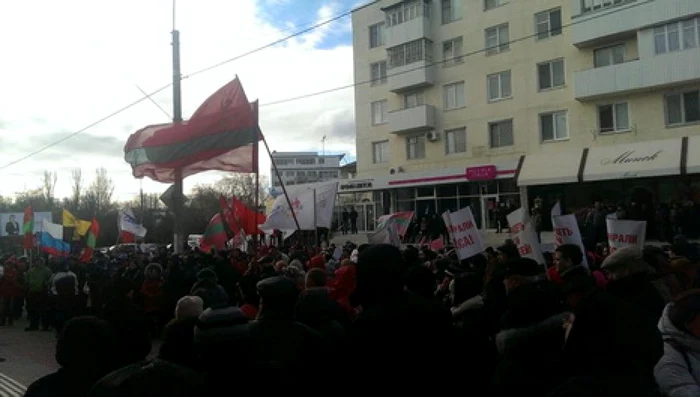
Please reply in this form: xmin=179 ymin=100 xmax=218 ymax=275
xmin=349 ymin=0 xmax=700 ymax=229
xmin=270 ymin=151 xmax=344 ymax=188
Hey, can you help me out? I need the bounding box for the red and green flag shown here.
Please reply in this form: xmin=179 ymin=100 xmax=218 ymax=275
xmin=22 ymin=206 xmax=34 ymax=249
xmin=200 ymin=213 xmax=228 ymax=253
xmin=79 ymin=218 xmax=100 ymax=263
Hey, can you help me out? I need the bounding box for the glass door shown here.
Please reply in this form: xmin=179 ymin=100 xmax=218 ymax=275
xmin=481 ymin=195 xmax=499 ymax=230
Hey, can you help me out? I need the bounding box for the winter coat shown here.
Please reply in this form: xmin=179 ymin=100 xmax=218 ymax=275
xmin=0 ymin=267 xmax=23 ymax=298
xmin=654 ymin=304 xmax=700 ymax=396
xmin=141 ymin=279 xmax=165 ymax=314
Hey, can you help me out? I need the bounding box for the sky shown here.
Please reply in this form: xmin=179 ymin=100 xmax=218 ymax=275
xmin=0 ymin=0 xmax=363 ymax=202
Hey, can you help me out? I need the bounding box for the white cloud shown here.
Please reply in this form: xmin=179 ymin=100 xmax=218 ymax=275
xmin=0 ymin=0 xmax=355 ymax=201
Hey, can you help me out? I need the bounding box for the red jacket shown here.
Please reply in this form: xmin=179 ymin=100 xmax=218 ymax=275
xmin=141 ymin=279 xmax=165 ymax=313
xmin=0 ymin=267 xmax=23 ymax=298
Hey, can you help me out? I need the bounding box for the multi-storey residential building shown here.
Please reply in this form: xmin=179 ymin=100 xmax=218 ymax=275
xmin=349 ymin=0 xmax=700 ymax=230
xmin=270 ymin=151 xmax=344 ymax=188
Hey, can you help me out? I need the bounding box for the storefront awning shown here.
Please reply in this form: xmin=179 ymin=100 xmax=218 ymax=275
xmin=517 ymin=150 xmax=585 ymax=186
xmin=583 ymin=138 xmax=683 ymax=182
xmin=685 ymin=136 xmax=700 ymax=175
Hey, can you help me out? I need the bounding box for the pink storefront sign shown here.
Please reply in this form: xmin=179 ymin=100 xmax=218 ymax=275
xmin=466 ymin=165 xmax=497 ymax=181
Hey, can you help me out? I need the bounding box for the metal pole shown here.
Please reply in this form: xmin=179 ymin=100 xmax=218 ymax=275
xmin=172 ymin=29 xmax=184 ymax=254
xmin=260 ymin=134 xmax=302 ymax=231
xmin=313 ymin=188 xmax=318 ymax=246
xmin=253 ymin=137 xmax=260 ymax=251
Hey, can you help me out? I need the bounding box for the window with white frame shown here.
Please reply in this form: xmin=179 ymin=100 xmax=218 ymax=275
xmin=385 ymin=0 xmax=431 ymax=27
xmin=441 ymin=0 xmax=461 ymax=24
xmin=370 ymin=61 xmax=387 ymax=86
xmin=489 ymin=119 xmax=514 ymax=148
xmin=538 ymin=59 xmax=565 ymax=90
xmin=297 ymin=158 xmax=315 ymax=165
xmin=485 ymin=24 xmax=510 ymax=55
xmin=487 ymin=70 xmax=512 ymax=101
xmin=445 ymin=127 xmax=467 ymax=154
xmin=654 ymin=17 xmax=699 ymax=55
xmin=404 ymin=91 xmax=424 ymax=109
xmin=666 ymin=90 xmax=700 ymax=125
xmin=442 ymin=37 xmax=463 ymax=66
xmin=540 ymin=111 xmax=569 ymax=141
xmin=598 ymin=103 xmax=630 ymax=133
xmin=371 ymin=100 xmax=388 ymax=125
xmin=594 ymin=44 xmax=625 ymax=67
xmin=372 ymin=141 xmax=390 ymax=164
xmin=535 ymin=8 xmax=562 ymax=40
xmin=406 ymin=135 xmax=426 ymax=160
xmin=485 ymin=0 xmax=507 ymax=11
xmin=387 ymin=39 xmax=433 ymax=68
xmin=581 ymin=0 xmax=635 ymax=14
xmin=443 ymin=82 xmax=465 ymax=110
xmin=369 ymin=23 xmax=385 ymax=48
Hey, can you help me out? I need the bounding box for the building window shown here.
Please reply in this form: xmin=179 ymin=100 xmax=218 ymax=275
xmin=485 ymin=24 xmax=509 ymax=55
xmin=387 ymin=39 xmax=433 ymax=68
xmin=370 ymin=61 xmax=387 ymax=86
xmin=445 ymin=127 xmax=467 ymax=154
xmin=538 ymin=59 xmax=565 ymax=90
xmin=485 ymin=0 xmax=507 ymax=11
xmin=654 ymin=17 xmax=699 ymax=55
xmin=285 ymin=171 xmax=295 ymax=177
xmin=404 ymin=91 xmax=424 ymax=109
xmin=441 ymin=0 xmax=461 ymax=24
xmin=372 ymin=141 xmax=390 ymax=164
xmin=371 ymin=100 xmax=388 ymax=125
xmin=487 ymin=70 xmax=512 ymax=101
xmin=581 ymin=0 xmax=635 ymax=14
xmin=385 ymin=0 xmax=431 ymax=27
xmin=540 ymin=111 xmax=569 ymax=141
xmin=666 ymin=90 xmax=700 ymax=125
xmin=275 ymin=159 xmax=294 ymax=166
xmin=489 ymin=119 xmax=514 ymax=148
xmin=594 ymin=44 xmax=625 ymax=67
xmin=598 ymin=103 xmax=630 ymax=133
xmin=443 ymin=82 xmax=465 ymax=110
xmin=442 ymin=37 xmax=463 ymax=66
xmin=406 ymin=135 xmax=426 ymax=160
xmin=535 ymin=8 xmax=562 ymax=40
xmin=296 ymin=158 xmax=315 ymax=165
xmin=369 ymin=23 xmax=385 ymax=48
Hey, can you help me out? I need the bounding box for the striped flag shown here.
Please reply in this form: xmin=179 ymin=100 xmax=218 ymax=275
xmin=22 ymin=206 xmax=34 ymax=249
xmin=376 ymin=211 xmax=415 ymax=237
xmin=200 ymin=213 xmax=228 ymax=252
xmin=79 ymin=218 xmax=100 ymax=263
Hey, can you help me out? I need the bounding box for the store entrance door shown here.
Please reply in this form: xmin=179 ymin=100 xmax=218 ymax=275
xmin=481 ymin=195 xmax=499 ymax=230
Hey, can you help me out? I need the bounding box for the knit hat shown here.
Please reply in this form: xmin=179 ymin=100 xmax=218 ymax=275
xmin=193 ymin=306 xmax=250 ymax=346
xmin=145 ymin=263 xmax=163 ymax=280
xmin=174 ymin=296 xmax=204 ymax=321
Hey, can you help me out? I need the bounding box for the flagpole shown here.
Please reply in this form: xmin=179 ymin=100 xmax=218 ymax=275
xmin=313 ymin=188 xmax=318 ymax=247
xmin=253 ymin=134 xmax=260 ymax=252
xmin=260 ymin=133 xmax=301 ymax=232
xmin=171 ymin=13 xmax=185 ymax=254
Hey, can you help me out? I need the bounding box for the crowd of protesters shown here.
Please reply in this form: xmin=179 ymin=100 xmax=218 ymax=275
xmin=1 ymin=232 xmax=700 ymax=396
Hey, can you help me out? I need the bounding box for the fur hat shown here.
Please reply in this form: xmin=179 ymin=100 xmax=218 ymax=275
xmin=175 ymin=296 xmax=204 ymax=321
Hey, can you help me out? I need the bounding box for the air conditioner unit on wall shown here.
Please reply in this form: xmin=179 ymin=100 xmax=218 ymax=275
xmin=426 ymin=131 xmax=439 ymax=141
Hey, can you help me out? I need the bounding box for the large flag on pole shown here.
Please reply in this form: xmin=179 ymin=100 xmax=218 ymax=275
xmin=80 ymin=218 xmax=100 ymax=263
xmin=39 ymin=219 xmax=70 ymax=257
xmin=124 ymin=77 xmax=261 ymax=183
xmin=22 ymin=206 xmax=34 ymax=249
xmin=62 ymin=209 xmax=92 ymax=236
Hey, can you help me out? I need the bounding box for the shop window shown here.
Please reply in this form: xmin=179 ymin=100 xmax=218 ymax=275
xmin=396 ymin=188 xmax=415 ymax=200
xmin=437 ymin=184 xmax=458 ymax=197
xmin=438 ymin=198 xmax=459 ymax=213
xmin=417 ymin=186 xmax=435 ymax=197
xmin=459 ymin=182 xmax=482 ymax=196
xmin=498 ymin=179 xmax=519 ymax=193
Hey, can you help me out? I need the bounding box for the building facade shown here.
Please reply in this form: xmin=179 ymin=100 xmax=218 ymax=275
xmin=349 ymin=0 xmax=700 ymax=230
xmin=270 ymin=151 xmax=344 ymax=188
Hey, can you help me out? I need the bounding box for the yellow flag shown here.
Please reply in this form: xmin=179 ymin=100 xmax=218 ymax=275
xmin=62 ymin=209 xmax=92 ymax=236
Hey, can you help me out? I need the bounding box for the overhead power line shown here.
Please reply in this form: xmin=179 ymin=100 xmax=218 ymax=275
xmin=0 ymin=1 xmax=647 ymax=171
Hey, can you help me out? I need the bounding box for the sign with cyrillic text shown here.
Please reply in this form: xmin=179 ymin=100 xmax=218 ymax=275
xmin=606 ymin=219 xmax=646 ymax=252
xmin=507 ymin=207 xmax=545 ymax=264
xmin=444 ymin=207 xmax=484 ymax=260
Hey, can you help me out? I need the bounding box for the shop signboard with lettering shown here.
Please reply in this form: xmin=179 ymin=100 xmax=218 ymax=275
xmin=606 ymin=219 xmax=646 ymax=253
xmin=466 ymin=165 xmax=497 ymax=181
xmin=506 ymin=207 xmax=545 ymax=265
xmin=583 ymin=138 xmax=682 ymax=182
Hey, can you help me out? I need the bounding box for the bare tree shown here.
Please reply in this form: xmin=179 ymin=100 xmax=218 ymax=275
xmin=83 ymin=168 xmax=115 ymax=216
xmin=42 ymin=171 xmax=58 ymax=208
xmin=71 ymin=169 xmax=83 ymax=210
xmin=216 ymin=174 xmax=268 ymax=209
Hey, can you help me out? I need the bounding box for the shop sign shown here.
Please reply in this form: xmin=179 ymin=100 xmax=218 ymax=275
xmin=466 ymin=165 xmax=497 ymax=181
xmin=600 ymin=150 xmax=663 ymax=166
xmin=340 ymin=180 xmax=373 ymax=191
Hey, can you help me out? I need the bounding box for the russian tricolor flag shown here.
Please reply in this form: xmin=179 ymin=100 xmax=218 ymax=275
xmin=40 ymin=219 xmax=70 ymax=257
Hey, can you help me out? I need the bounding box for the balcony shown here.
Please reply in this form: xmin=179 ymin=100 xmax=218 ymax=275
xmin=574 ymin=48 xmax=700 ymax=101
xmin=572 ymin=0 xmax=700 ymax=47
xmin=388 ymin=60 xmax=434 ymax=92
xmin=386 ymin=15 xmax=431 ymax=48
xmin=388 ymin=104 xmax=436 ymax=134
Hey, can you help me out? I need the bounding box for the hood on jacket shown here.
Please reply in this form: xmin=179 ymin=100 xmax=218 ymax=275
xmin=659 ymin=304 xmax=700 ymax=353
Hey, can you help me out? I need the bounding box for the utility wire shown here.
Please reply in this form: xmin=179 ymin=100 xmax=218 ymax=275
xmin=0 ymin=1 xmax=647 ymax=171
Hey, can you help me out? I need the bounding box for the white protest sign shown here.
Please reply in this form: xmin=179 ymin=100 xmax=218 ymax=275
xmin=445 ymin=207 xmax=484 ymax=260
xmin=606 ymin=219 xmax=646 ymax=253
xmin=507 ymin=207 xmax=545 ymax=264
xmin=552 ymin=214 xmax=588 ymax=267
